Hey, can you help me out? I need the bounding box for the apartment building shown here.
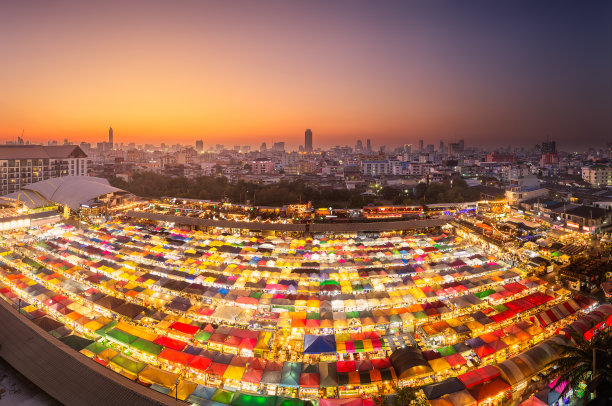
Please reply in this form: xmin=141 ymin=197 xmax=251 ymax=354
xmin=0 ymin=145 xmax=88 ymax=196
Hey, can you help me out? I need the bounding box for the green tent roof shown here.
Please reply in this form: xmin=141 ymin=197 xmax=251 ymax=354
xmin=22 ymin=257 xmax=42 ymax=269
xmin=84 ymin=341 xmax=108 ymax=355
xmin=132 ymin=338 xmax=163 ymax=356
xmin=211 ymin=389 xmax=235 ymax=404
xmin=106 ymin=328 xmax=138 ymax=347
xmin=94 ymin=320 xmax=118 ymax=337
xmin=274 ymin=397 xmax=306 ymax=406
xmin=437 ymin=345 xmax=456 ymax=357
xmin=230 ymin=393 xmax=276 ymax=406
xmin=321 ymin=280 xmax=340 ymax=286
xmin=475 ymin=289 xmax=495 ymax=299
xmin=110 ymin=353 xmax=147 ymax=374
xmin=492 ymin=304 xmax=509 ymax=313
xmin=413 ymin=311 xmax=428 ymax=319
xmin=194 ymin=330 xmax=212 ymax=343
xmin=60 ymin=334 xmax=94 ymax=351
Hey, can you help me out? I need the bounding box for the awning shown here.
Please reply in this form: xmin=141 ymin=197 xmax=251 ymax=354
xmin=422 ymin=377 xmax=465 ymax=400
xmin=280 ymin=362 xmax=302 ymax=387
xmin=303 ymin=334 xmax=336 ymax=354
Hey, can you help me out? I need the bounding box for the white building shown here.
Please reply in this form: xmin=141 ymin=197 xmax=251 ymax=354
xmin=582 ymin=165 xmax=612 ymax=187
xmin=361 ymin=160 xmax=390 ymax=176
xmin=505 ymin=175 xmax=547 ymax=205
xmin=0 ymin=145 xmax=88 ymax=196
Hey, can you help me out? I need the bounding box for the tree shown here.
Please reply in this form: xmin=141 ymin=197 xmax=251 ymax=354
xmin=547 ymin=330 xmax=612 ymax=400
xmin=374 ymin=385 xmax=428 ymax=406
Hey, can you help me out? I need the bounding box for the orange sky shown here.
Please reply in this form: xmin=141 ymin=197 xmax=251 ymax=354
xmin=1 ymin=1 xmax=610 ymax=149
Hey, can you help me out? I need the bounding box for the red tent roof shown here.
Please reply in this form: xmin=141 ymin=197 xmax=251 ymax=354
xmin=170 ymin=321 xmax=199 ymax=336
xmin=153 ymin=336 xmax=187 ymax=351
xmin=242 ymin=367 xmax=263 ymax=384
xmin=299 ymin=372 xmax=320 ymax=388
xmin=159 ymin=348 xmax=193 ymax=366
xmin=188 ymin=356 xmax=212 ymax=372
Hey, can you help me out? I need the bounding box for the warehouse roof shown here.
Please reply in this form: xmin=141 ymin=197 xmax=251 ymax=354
xmin=6 ymin=176 xmax=126 ymax=211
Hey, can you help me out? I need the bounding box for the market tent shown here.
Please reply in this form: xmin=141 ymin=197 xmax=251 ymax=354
xmin=446 ymin=389 xmax=477 ymax=406
xmin=280 ymin=362 xmax=302 ymax=387
xmin=422 ymin=377 xmax=465 ymax=400
xmin=319 ymin=361 xmax=339 ymax=388
xmin=159 ymin=348 xmax=194 ymax=366
xmin=170 ymin=380 xmax=198 ymax=401
xmin=274 ymin=397 xmax=307 ymax=406
xmin=303 ymin=334 xmax=336 ymax=355
xmin=519 ymin=397 xmax=547 ymax=406
xmin=428 ymin=357 xmax=452 ymax=373
xmin=468 ymin=378 xmax=511 ymax=404
xmin=81 ymin=341 xmax=108 ymax=357
xmin=223 ymin=365 xmax=246 ymax=381
xmin=132 ymin=338 xmax=163 ymax=357
xmin=457 ymin=366 xmax=500 ymax=388
xmin=390 ymin=347 xmax=433 ymax=379
xmin=211 ymin=389 xmax=235 ymax=404
xmin=230 ymin=393 xmax=276 ymax=406
xmin=299 ymin=372 xmax=320 ymax=388
xmin=429 ymin=397 xmax=453 ymax=406
xmin=110 ymin=353 xmax=147 ymax=375
xmin=32 ymin=316 xmax=64 ymax=332
xmin=138 ymin=365 xmax=179 ymax=387
xmin=242 ymin=367 xmax=264 ymax=384
xmin=60 ymin=334 xmax=93 ymax=351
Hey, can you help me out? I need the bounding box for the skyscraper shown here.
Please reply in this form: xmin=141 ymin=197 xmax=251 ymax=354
xmin=195 ymin=140 xmax=204 ymax=152
xmin=305 ymin=129 xmax=313 ymax=152
xmin=541 ymin=140 xmax=556 ymax=153
xmin=109 ymin=127 xmax=114 ymax=148
xmin=366 ymin=139 xmax=372 ymax=152
xmin=356 ymin=140 xmax=363 ymax=152
xmin=419 ymin=139 xmax=424 ymax=152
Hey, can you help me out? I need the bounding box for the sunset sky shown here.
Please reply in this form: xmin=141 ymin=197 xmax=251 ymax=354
xmin=0 ymin=0 xmax=610 ymax=149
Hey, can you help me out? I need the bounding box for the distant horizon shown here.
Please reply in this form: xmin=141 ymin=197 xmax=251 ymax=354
xmin=1 ymin=132 xmax=609 ymax=153
xmin=1 ymin=1 xmax=610 ymax=150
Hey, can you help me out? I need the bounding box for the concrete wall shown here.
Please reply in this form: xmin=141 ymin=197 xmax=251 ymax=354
xmin=0 ymin=298 xmax=185 ymax=406
xmin=127 ymin=210 xmax=451 ymax=233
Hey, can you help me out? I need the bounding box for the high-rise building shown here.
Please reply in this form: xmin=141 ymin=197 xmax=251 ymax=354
xmin=366 ymin=139 xmax=372 ymax=152
xmin=260 ymin=142 xmax=267 ymax=152
xmin=304 ymin=129 xmax=313 ymax=152
xmin=108 ymin=127 xmax=114 ymax=148
xmin=195 ymin=140 xmax=204 ymax=152
xmin=419 ymin=140 xmax=424 ymax=152
xmin=356 ymin=140 xmax=363 ymax=152
xmin=542 ymin=140 xmax=556 ymax=153
xmin=439 ymin=141 xmax=445 ymax=153
xmin=272 ymin=142 xmax=285 ymax=152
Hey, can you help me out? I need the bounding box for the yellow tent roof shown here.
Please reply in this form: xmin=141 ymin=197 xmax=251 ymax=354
xmin=223 ymin=365 xmax=245 ymax=381
xmin=138 ymin=365 xmax=179 ymax=388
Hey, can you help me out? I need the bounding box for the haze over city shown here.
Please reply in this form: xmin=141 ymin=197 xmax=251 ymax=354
xmin=0 ymin=0 xmax=610 ymax=149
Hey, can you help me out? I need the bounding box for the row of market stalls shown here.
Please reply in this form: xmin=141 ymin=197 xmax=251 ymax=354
xmin=421 ymin=304 xmax=612 ymax=406
xmin=0 ymin=219 xmax=604 ymax=405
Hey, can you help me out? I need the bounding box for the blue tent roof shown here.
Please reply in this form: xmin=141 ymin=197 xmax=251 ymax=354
xmin=303 ymin=334 xmax=336 ymax=354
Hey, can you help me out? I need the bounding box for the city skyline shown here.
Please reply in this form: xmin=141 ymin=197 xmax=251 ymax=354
xmin=0 ymin=0 xmax=610 ymax=149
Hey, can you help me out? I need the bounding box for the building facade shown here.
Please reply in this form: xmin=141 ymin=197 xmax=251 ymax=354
xmin=582 ymin=165 xmax=612 ymax=187
xmin=0 ymin=145 xmax=88 ymax=196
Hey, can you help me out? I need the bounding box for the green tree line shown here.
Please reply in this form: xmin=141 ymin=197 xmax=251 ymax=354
xmin=109 ymin=172 xmax=480 ymax=208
